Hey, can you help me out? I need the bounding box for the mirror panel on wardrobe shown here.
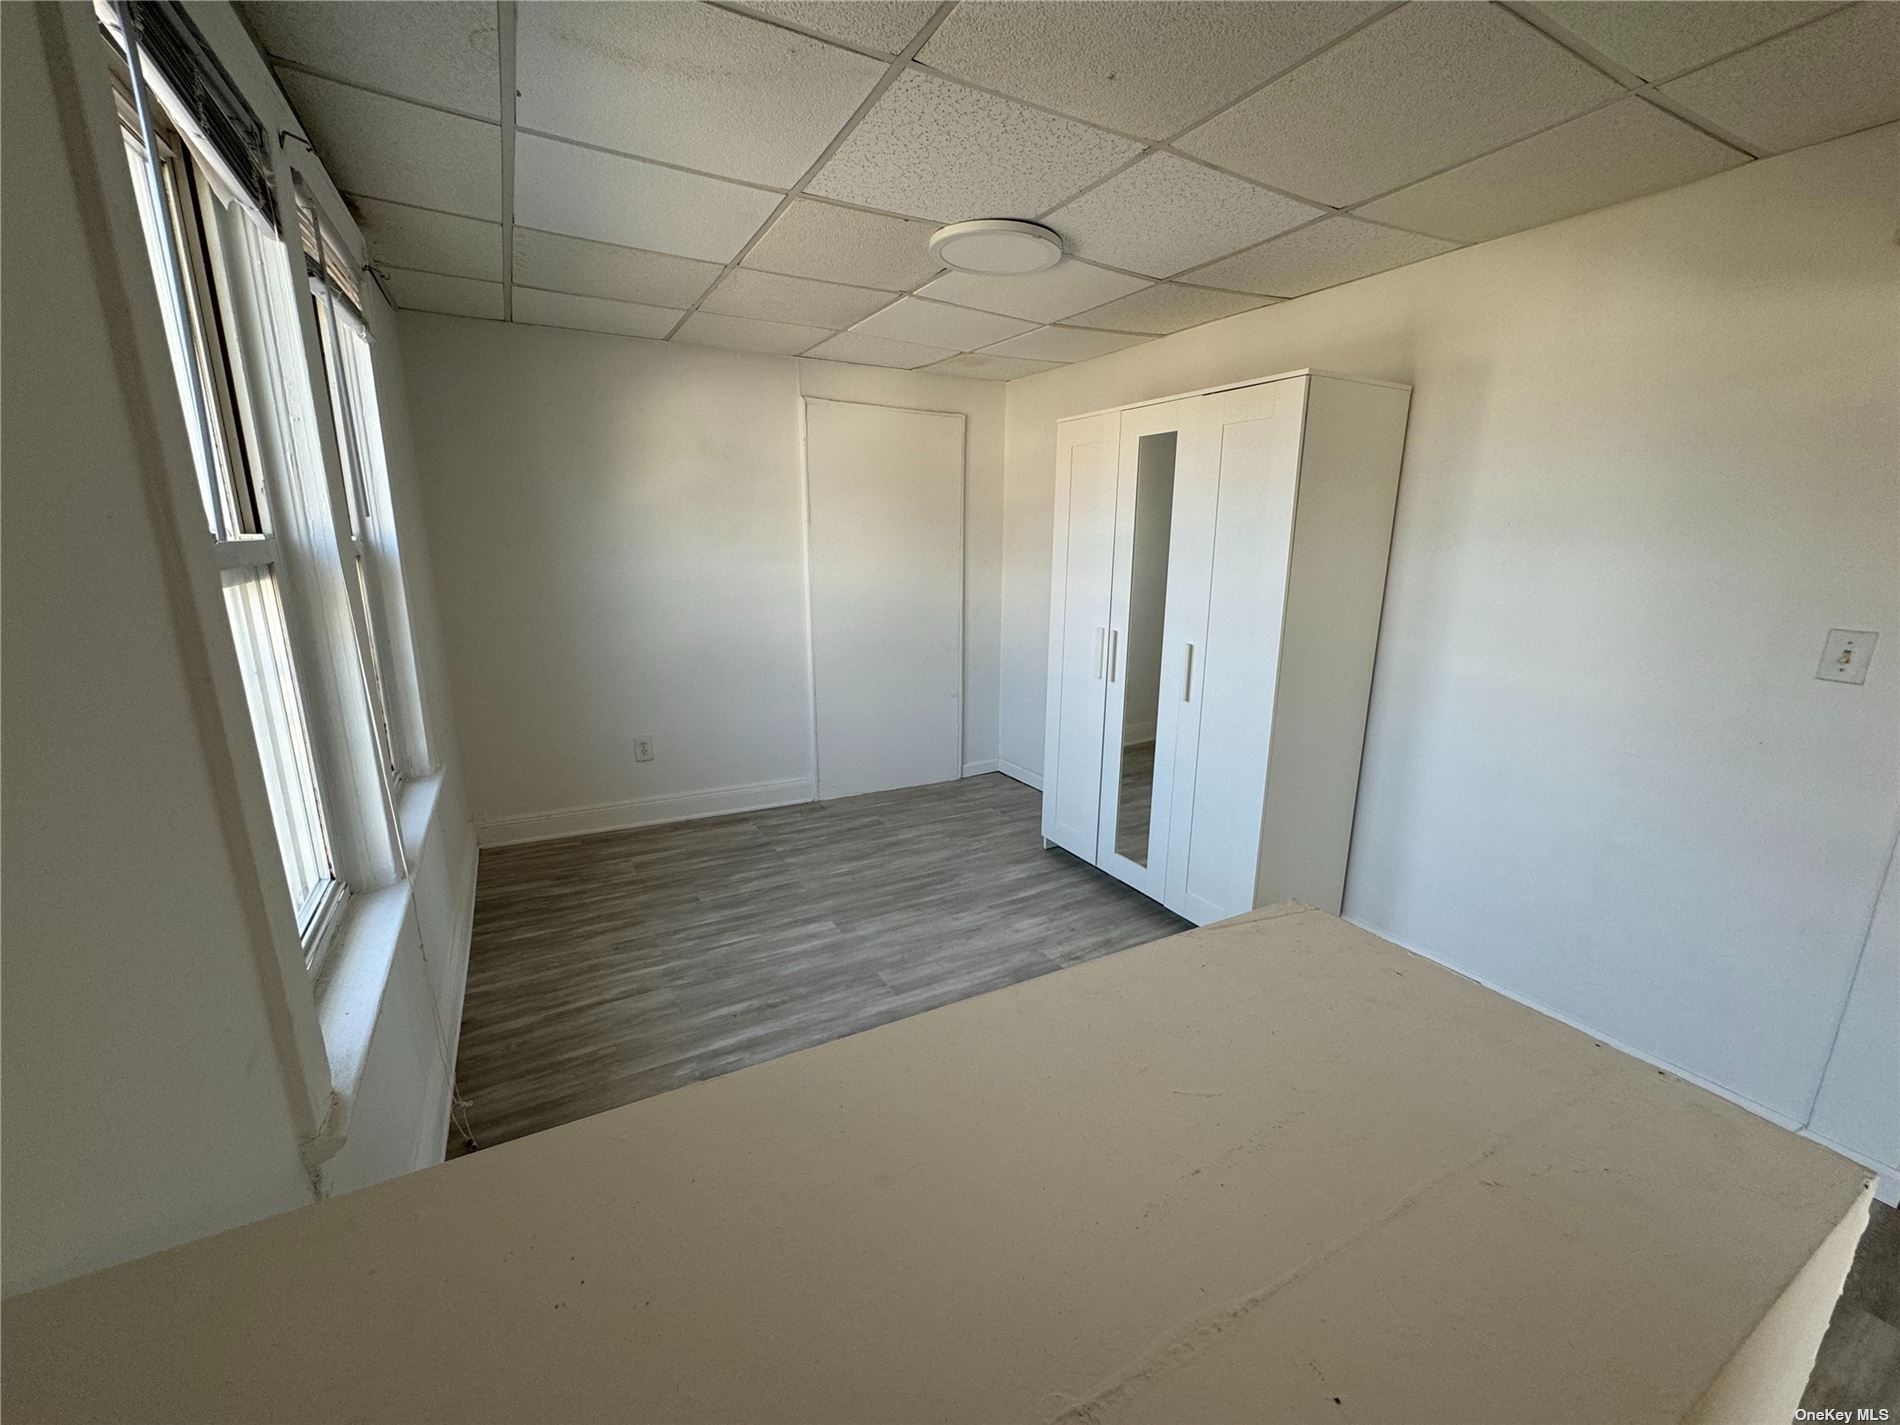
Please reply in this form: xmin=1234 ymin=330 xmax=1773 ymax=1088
xmin=1113 ymin=432 xmax=1176 ymax=866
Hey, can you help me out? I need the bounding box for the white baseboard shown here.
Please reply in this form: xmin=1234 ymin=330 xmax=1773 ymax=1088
xmin=477 ymin=777 xmax=816 ymax=848
xmin=1340 ymin=913 xmax=1806 ymax=1133
xmin=961 ymin=759 xmax=1001 ymax=777
xmin=997 ymin=759 xmax=1043 ymax=791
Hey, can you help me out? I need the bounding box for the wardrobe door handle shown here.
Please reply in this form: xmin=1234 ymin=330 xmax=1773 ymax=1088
xmin=1094 ymin=626 xmax=1106 ymax=681
xmin=1183 ymin=642 xmax=1195 ymax=702
xmin=1109 ymin=629 xmax=1121 ymax=682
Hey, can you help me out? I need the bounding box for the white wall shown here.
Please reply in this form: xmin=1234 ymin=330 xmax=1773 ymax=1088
xmin=1000 ymin=125 xmax=1899 ymax=1166
xmin=398 ymin=317 xmax=1007 ymax=841
xmin=1 ymin=2 xmax=476 ymax=1292
xmin=1 ymin=3 xmax=316 ymax=1291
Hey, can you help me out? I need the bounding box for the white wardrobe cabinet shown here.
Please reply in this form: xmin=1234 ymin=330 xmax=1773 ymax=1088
xmin=1040 ymin=371 xmax=1411 ymax=925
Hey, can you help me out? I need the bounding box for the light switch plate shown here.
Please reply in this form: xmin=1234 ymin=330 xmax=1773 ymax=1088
xmin=1815 ymin=629 xmax=1877 ymax=685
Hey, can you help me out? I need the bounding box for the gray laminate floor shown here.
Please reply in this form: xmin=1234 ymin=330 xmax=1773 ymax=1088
xmin=1804 ymin=1199 xmax=1900 ymax=1417
xmin=450 ymin=773 xmax=1186 ymax=1155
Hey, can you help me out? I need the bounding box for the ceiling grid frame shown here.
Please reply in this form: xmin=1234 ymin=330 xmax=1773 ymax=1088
xmin=496 ymin=0 xmax=516 ymax=322
xmin=658 ymin=1 xmax=960 ymax=347
xmin=245 ymin=0 xmax=1900 ymax=372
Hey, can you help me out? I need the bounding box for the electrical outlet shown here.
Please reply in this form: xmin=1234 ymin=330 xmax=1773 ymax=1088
xmin=1815 ymin=629 xmax=1877 ymax=686
xmin=634 ymin=735 xmax=656 ymax=763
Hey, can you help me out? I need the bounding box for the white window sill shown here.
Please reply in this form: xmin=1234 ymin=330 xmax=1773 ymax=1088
xmin=398 ymin=769 xmax=445 ymax=867
xmin=307 ymin=880 xmax=411 ymax=1167
xmin=303 ymin=771 xmax=449 ymax=1172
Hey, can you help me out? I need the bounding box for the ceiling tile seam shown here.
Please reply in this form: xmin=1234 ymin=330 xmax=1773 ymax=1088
xmin=1152 ymin=0 xmax=1410 ymax=146
xmin=1622 ymin=89 xmax=1767 ymax=161
xmin=1167 ymin=208 xmax=1341 ymax=282
xmin=266 ymin=57 xmax=502 ymax=130
xmin=1509 ymin=0 xmax=1859 ymax=91
xmin=498 ymin=0 xmax=517 ymax=323
xmin=698 ymin=0 xmax=906 ymax=65
xmin=511 ymin=283 xmax=689 ymax=313
xmin=378 ymin=262 xmax=504 ymax=290
xmin=1326 ymin=87 xmax=1668 ymax=221
xmin=1491 ymin=2 xmax=1647 ymax=89
xmin=903 ymin=0 xmax=1402 ymax=162
xmin=331 ymin=183 xmax=503 ymax=229
xmin=1646 ymin=0 xmax=1859 ymax=86
xmin=717 ymin=265 xmax=907 ymax=299
xmin=344 ymin=192 xmax=503 ymax=232
xmin=659 ymin=2 xmax=961 ymax=345
xmin=512 ymin=127 xmax=790 ymax=197
xmin=1029 ymin=146 xmax=1154 ymax=224
xmin=1144 ymin=143 xmax=1356 ymax=214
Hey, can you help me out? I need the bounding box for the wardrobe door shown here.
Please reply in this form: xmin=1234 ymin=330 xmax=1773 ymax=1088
xmin=1095 ymin=397 xmax=1204 ymax=899
xmin=1168 ymin=378 xmax=1307 ymax=924
xmin=1040 ymin=413 xmax=1120 ymax=860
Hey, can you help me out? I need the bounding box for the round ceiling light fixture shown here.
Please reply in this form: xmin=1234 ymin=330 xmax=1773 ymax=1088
xmin=929 ymin=219 xmax=1064 ymax=275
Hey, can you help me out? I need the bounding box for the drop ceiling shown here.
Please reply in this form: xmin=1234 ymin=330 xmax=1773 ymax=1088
xmin=242 ymin=0 xmax=1900 ymax=380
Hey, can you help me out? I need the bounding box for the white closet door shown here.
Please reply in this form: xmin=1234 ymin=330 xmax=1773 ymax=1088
xmin=804 ymin=399 xmax=964 ymax=800
xmin=1173 ymin=379 xmax=1306 ymax=923
xmin=1040 ymin=413 xmax=1119 ymax=858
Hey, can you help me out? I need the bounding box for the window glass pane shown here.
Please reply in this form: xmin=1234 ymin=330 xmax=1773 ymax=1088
xmin=222 ymin=567 xmax=334 ymax=928
xmin=122 ymin=133 xmax=224 ymax=535
xmin=313 ymin=291 xmax=399 ymax=775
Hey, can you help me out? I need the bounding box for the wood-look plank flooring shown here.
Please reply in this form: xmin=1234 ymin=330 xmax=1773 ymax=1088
xmin=1804 ymin=1199 xmax=1900 ymax=1414
xmin=450 ymin=773 xmax=1186 ymax=1155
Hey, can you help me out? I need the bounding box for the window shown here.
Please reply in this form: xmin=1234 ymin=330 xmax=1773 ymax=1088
xmin=302 ymin=192 xmax=406 ymax=782
xmin=112 ymin=40 xmax=347 ymax=957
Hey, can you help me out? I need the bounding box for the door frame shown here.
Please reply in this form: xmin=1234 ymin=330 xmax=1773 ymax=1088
xmin=799 ymin=396 xmax=967 ymax=801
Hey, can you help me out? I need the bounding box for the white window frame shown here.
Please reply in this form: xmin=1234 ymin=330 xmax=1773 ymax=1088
xmin=102 ymin=12 xmax=406 ymax=979
xmin=296 ymin=185 xmax=434 ymax=786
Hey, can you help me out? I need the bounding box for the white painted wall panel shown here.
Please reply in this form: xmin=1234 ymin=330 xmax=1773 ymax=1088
xmin=998 ymin=125 xmax=1900 ymax=1141
xmin=804 ymin=400 xmax=964 ymax=799
xmin=399 ymin=321 xmax=1007 ymax=839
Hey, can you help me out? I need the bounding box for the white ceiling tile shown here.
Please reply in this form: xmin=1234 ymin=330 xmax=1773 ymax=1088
xmin=731 ymin=1 xmax=939 ymax=56
xmin=351 ymin=196 xmax=501 ymax=281
xmin=923 ymin=352 xmax=1065 ymax=381
xmin=805 ymin=69 xmax=1141 ymax=222
xmin=1186 ymin=217 xmax=1458 ymax=297
xmin=512 ymin=228 xmax=723 ymax=307
xmin=279 ymin=72 xmax=502 ymax=218
xmin=913 ymin=261 xmax=1148 ymax=323
xmin=852 ymin=296 xmax=1038 ymax=349
xmin=1527 ymin=1 xmax=1836 ymax=82
xmin=516 ymin=3 xmax=884 ymax=187
xmin=1178 ymin=3 xmax=1623 ymax=207
xmin=1355 ymin=97 xmax=1750 ymax=244
xmin=740 ymin=199 xmax=943 ymax=289
xmin=513 ymin=288 xmax=684 ymax=340
xmin=1043 ymin=153 xmax=1324 ymax=277
xmin=1659 ymin=4 xmax=1900 ymax=155
xmin=802 ymin=331 xmax=960 ymax=368
xmin=380 ymin=268 xmax=503 ymax=319
xmin=918 ymin=1 xmax=1386 ymax=141
xmin=1068 ymin=283 xmax=1274 ymax=335
xmin=244 ymin=1 xmax=499 ymax=118
xmin=675 ymin=312 xmax=832 ymax=356
xmin=980 ymin=326 xmax=1152 ymax=362
xmin=699 ymin=269 xmax=895 ymax=328
xmin=515 ymin=133 xmax=780 ymax=262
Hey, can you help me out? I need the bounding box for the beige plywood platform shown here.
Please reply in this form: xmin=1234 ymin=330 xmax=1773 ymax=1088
xmin=2 ymin=906 xmax=1870 ymax=1423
